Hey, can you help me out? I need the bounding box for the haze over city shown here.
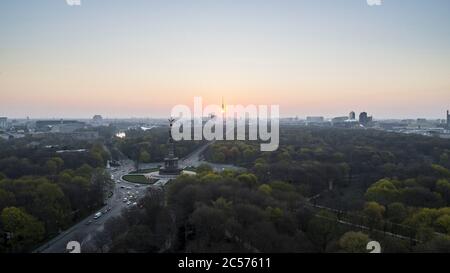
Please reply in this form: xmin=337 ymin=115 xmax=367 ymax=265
xmin=1 ymin=0 xmax=449 ymax=119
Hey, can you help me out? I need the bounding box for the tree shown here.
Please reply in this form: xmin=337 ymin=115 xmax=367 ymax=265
xmin=436 ymin=215 xmax=450 ymax=234
xmin=400 ymin=187 xmax=444 ymax=208
xmin=436 ymin=179 xmax=450 ymax=204
xmin=431 ymin=164 xmax=450 ymax=178
xmin=196 ymin=164 xmax=213 ymax=175
xmin=46 ymin=157 xmax=64 ymax=175
xmin=61 ymin=175 xmax=90 ymax=214
xmin=188 ymin=206 xmax=227 ymax=251
xmin=306 ymin=211 xmax=338 ymax=252
xmin=363 ymin=202 xmax=385 ymax=229
xmin=1 ymin=207 xmax=45 ymax=252
xmin=0 ymin=189 xmax=15 ymax=212
xmin=75 ymin=164 xmax=94 ymax=178
xmin=88 ymin=169 xmax=111 ymax=208
xmin=237 ymin=173 xmax=258 ymax=187
xmin=386 ymin=202 xmax=407 ymax=223
xmin=139 ymin=150 xmax=151 ymax=164
xmin=31 ymin=181 xmax=71 ymax=233
xmin=415 ymin=235 xmax=450 ymax=252
xmin=92 ymin=230 xmax=111 ymax=253
xmin=243 ymin=148 xmax=257 ymax=162
xmin=211 ymin=197 xmax=232 ymax=212
xmin=339 ymin=232 xmax=370 ymax=253
xmin=365 ymin=178 xmax=399 ymax=205
xmin=45 ymin=160 xmax=58 ymax=176
xmin=110 ymin=225 xmax=160 ymax=253
xmin=258 ymin=184 xmax=272 ymax=195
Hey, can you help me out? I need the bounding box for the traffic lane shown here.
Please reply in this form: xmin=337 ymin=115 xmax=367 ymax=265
xmin=42 ymin=181 xmax=148 ymax=252
xmin=42 ymin=201 xmax=125 ymax=253
xmin=38 ymin=162 xmax=141 ymax=253
xmin=43 ymin=193 xmax=143 ymax=253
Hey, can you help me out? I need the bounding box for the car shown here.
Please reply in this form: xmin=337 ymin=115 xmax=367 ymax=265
xmin=135 ymin=191 xmax=139 ymax=194
xmin=85 ymin=220 xmax=93 ymax=226
xmin=102 ymin=208 xmax=108 ymax=214
xmin=120 ymin=186 xmax=125 ymax=189
xmin=127 ymin=191 xmax=131 ymax=195
xmin=123 ymin=198 xmax=128 ymax=202
xmin=135 ymin=184 xmax=140 ymax=188
xmin=132 ymin=202 xmax=137 ymax=206
xmin=93 ymin=212 xmax=102 ymax=219
xmin=126 ymin=201 xmax=132 ymax=206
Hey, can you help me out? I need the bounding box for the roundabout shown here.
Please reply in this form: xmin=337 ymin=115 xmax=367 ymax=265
xmin=121 ymin=118 xmax=197 ymax=186
xmin=121 ymin=169 xmax=196 ymax=186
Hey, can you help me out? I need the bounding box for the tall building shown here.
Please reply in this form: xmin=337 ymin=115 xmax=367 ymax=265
xmin=349 ymin=111 xmax=356 ymax=120
xmin=447 ymin=110 xmax=450 ymax=129
xmin=0 ymin=117 xmax=7 ymax=129
xmin=359 ymin=112 xmax=373 ymax=125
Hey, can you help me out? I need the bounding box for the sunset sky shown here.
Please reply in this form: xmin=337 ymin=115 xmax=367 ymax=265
xmin=1 ymin=0 xmax=449 ymax=119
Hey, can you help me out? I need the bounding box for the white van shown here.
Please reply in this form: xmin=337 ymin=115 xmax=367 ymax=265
xmin=93 ymin=212 xmax=102 ymax=219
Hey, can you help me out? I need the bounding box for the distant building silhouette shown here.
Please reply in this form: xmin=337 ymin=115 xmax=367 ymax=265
xmin=306 ymin=116 xmax=324 ymax=123
xmin=0 ymin=117 xmax=7 ymax=129
xmin=35 ymin=119 xmax=85 ymax=133
xmin=447 ymin=110 xmax=450 ymax=129
xmin=359 ymin=112 xmax=373 ymax=125
xmin=332 ymin=116 xmax=348 ymax=124
xmin=93 ymin=115 xmax=103 ymax=122
xmin=349 ymin=111 xmax=356 ymax=120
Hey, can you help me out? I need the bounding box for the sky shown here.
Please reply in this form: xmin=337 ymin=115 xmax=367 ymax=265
xmin=0 ymin=0 xmax=449 ymax=119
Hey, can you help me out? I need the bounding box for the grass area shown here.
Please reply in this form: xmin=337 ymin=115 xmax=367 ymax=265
xmin=129 ymin=167 xmax=160 ymax=174
xmin=122 ymin=174 xmax=158 ymax=184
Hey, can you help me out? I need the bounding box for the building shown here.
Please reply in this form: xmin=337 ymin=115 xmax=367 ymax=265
xmin=306 ymin=116 xmax=324 ymax=123
xmin=93 ymin=115 xmax=103 ymax=121
xmin=35 ymin=120 xmax=85 ymax=132
xmin=0 ymin=117 xmax=7 ymax=129
xmin=447 ymin=110 xmax=450 ymax=129
xmin=349 ymin=111 xmax=356 ymax=120
xmin=332 ymin=116 xmax=348 ymax=124
xmin=92 ymin=115 xmax=104 ymax=126
xmin=417 ymin=118 xmax=427 ymax=125
xmin=92 ymin=115 xmax=103 ymax=125
xmin=359 ymin=112 xmax=373 ymax=125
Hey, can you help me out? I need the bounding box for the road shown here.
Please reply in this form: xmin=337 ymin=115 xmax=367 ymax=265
xmin=35 ymin=160 xmax=151 ymax=253
xmin=35 ymin=141 xmax=240 ymax=253
xmin=179 ymin=141 xmax=245 ymax=172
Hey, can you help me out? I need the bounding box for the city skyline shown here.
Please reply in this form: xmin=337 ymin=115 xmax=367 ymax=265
xmin=1 ymin=0 xmax=450 ymax=119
